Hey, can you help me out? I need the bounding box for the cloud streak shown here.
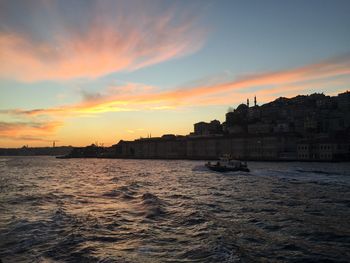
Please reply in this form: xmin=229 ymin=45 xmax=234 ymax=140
xmin=1 ymin=54 xmax=349 ymax=144
xmin=3 ymin=55 xmax=350 ymax=118
xmin=0 ymin=121 xmax=62 ymax=142
xmin=0 ymin=0 xmax=205 ymax=81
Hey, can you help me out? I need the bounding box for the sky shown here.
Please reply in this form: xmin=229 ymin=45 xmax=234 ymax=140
xmin=1 ymin=0 xmax=350 ymax=147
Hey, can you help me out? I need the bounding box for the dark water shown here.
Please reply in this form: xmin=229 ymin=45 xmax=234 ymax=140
xmin=0 ymin=157 xmax=350 ymax=262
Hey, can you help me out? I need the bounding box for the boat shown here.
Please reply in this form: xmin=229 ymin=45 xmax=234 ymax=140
xmin=205 ymin=156 xmax=250 ymax=172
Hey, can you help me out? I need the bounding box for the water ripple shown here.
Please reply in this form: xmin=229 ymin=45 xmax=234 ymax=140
xmin=0 ymin=157 xmax=350 ymax=262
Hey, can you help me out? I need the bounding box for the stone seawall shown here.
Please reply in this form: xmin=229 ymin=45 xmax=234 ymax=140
xmin=114 ymin=134 xmax=299 ymax=161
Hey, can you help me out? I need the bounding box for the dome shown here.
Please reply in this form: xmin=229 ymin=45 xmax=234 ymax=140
xmin=236 ymin=103 xmax=248 ymax=113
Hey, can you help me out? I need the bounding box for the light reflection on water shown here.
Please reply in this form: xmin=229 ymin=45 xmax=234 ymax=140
xmin=0 ymin=157 xmax=350 ymax=262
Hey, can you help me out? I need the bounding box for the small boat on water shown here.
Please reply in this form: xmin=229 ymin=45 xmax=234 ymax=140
xmin=205 ymin=156 xmax=250 ymax=172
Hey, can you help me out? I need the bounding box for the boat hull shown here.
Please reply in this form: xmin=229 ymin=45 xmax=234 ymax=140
xmin=205 ymin=164 xmax=249 ymax=172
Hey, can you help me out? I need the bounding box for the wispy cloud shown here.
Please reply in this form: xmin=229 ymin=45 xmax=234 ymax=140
xmin=3 ymin=55 xmax=350 ymax=118
xmin=0 ymin=0 xmax=205 ymax=81
xmin=0 ymin=121 xmax=62 ymax=142
xmin=1 ymin=54 xmax=349 ymax=144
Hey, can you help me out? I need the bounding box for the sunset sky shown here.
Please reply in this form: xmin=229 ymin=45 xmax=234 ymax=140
xmin=1 ymin=0 xmax=350 ymax=147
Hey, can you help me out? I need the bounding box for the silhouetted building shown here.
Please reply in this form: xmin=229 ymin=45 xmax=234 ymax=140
xmin=193 ymin=120 xmax=223 ymax=136
xmin=76 ymin=91 xmax=350 ymax=161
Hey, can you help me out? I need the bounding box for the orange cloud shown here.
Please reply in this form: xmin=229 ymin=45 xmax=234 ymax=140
xmin=1 ymin=55 xmax=349 ymax=145
xmin=0 ymin=4 xmax=204 ymax=81
xmin=0 ymin=121 xmax=62 ymax=141
xmin=3 ymin=55 xmax=350 ymax=118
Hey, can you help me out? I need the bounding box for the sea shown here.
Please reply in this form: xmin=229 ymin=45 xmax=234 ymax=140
xmin=0 ymin=156 xmax=350 ymax=262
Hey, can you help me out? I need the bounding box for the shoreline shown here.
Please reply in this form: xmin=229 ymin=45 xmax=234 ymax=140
xmin=55 ymin=155 xmax=350 ymax=163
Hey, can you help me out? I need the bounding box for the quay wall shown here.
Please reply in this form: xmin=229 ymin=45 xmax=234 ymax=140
xmin=114 ymin=134 xmax=302 ymax=161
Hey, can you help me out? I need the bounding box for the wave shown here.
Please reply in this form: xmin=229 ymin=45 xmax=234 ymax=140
xmin=102 ymin=185 xmax=137 ymax=200
xmin=139 ymin=192 xmax=166 ymax=219
xmin=1 ymin=158 xmax=350 ymax=262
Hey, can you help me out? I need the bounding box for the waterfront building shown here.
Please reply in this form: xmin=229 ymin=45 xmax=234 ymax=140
xmin=193 ymin=120 xmax=223 ymax=136
xmin=112 ymin=92 xmax=350 ymax=161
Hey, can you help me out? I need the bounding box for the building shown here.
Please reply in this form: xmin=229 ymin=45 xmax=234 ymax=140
xmin=193 ymin=120 xmax=223 ymax=136
xmin=111 ymin=92 xmax=350 ymax=161
xmin=297 ymin=139 xmax=350 ymax=161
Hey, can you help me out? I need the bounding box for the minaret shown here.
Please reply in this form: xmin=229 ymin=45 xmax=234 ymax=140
xmin=53 ymin=141 xmax=55 ymax=147
xmin=247 ymin=98 xmax=249 ymax=107
xmin=254 ymin=96 xmax=257 ymax=106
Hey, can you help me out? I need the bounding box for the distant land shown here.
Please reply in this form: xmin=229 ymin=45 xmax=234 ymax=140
xmin=0 ymin=146 xmax=73 ymax=156
xmin=4 ymin=91 xmax=350 ymax=162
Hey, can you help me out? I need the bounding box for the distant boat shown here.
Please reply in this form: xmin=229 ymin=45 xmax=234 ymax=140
xmin=205 ymin=156 xmax=249 ymax=172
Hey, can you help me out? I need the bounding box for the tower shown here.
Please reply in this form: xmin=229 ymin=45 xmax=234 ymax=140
xmin=247 ymin=98 xmax=249 ymax=107
xmin=254 ymin=96 xmax=257 ymax=106
xmin=53 ymin=141 xmax=55 ymax=147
